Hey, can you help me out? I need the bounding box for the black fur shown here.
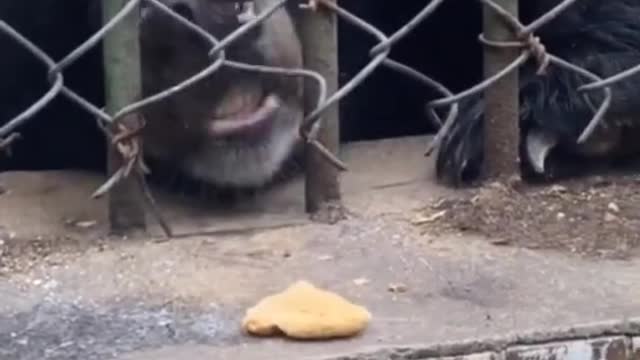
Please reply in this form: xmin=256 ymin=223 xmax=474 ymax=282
xmin=436 ymin=0 xmax=640 ymax=186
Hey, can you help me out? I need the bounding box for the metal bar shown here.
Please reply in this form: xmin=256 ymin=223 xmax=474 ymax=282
xmin=102 ymin=0 xmax=147 ymax=234
xmin=482 ymin=0 xmax=520 ymax=181
xmin=297 ymin=1 xmax=345 ymax=223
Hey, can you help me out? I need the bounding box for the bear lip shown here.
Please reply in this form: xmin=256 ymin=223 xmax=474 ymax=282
xmin=208 ymin=94 xmax=280 ymax=137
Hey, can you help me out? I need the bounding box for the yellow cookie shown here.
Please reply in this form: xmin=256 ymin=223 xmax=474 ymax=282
xmin=242 ymin=281 xmax=371 ymax=340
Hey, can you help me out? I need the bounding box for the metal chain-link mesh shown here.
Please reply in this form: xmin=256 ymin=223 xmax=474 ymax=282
xmin=0 ymin=0 xmax=634 ymax=230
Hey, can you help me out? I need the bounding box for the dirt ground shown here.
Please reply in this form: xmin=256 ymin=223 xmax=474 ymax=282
xmin=416 ymin=173 xmax=640 ymax=260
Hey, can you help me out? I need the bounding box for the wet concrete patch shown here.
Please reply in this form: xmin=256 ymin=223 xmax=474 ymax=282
xmin=0 ymin=298 xmax=242 ymax=360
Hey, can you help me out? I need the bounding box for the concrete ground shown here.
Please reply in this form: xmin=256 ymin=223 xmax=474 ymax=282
xmin=1 ymin=136 xmax=639 ymax=360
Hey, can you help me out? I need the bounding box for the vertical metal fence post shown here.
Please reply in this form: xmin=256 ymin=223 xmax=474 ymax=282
xmin=482 ymin=0 xmax=520 ymax=181
xmin=297 ymin=1 xmax=345 ymax=223
xmin=102 ymin=0 xmax=147 ymax=234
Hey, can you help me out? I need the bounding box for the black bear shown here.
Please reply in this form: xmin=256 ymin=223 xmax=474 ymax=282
xmin=435 ymin=0 xmax=640 ymax=186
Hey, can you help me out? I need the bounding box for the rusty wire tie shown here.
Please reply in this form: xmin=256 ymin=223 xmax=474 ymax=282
xmin=427 ymin=0 xmax=612 ymax=149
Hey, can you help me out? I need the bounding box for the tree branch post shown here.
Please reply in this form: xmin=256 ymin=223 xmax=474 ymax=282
xmin=297 ymin=1 xmax=346 ymax=224
xmin=102 ymin=0 xmax=146 ymax=235
xmin=482 ymin=0 xmax=520 ymax=182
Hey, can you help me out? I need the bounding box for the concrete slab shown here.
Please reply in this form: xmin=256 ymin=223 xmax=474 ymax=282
xmin=1 ymin=135 xmax=639 ymax=360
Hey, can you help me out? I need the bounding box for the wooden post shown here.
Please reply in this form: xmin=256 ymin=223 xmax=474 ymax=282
xmin=102 ymin=0 xmax=146 ymax=234
xmin=297 ymin=1 xmax=345 ymax=223
xmin=482 ymin=0 xmax=520 ymax=181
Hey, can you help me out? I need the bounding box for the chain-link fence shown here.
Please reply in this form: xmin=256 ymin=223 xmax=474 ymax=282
xmin=1 ymin=0 xmax=637 ymax=237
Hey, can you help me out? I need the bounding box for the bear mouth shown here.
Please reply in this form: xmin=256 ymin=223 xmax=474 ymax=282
xmin=208 ymin=86 xmax=282 ymax=138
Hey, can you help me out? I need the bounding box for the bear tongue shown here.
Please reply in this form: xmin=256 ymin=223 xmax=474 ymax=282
xmin=209 ymin=94 xmax=280 ymax=137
